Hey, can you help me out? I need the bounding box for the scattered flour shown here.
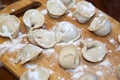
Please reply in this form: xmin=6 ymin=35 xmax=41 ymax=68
xmin=9 ymin=57 xmax=16 ymax=65
xmin=0 ymin=62 xmax=3 ymax=68
xmin=43 ymin=48 xmax=55 ymax=56
xmin=96 ymin=71 xmax=103 ymax=76
xmin=109 ymin=38 xmax=116 ymax=44
xmin=49 ymin=63 xmax=55 ymax=67
xmin=116 ymin=45 xmax=120 ymax=51
xmin=99 ymin=60 xmax=111 ymax=67
xmin=67 ymin=12 xmax=73 ymax=17
xmin=11 ymin=9 xmax=15 ymax=12
xmin=58 ymin=77 xmax=65 ymax=80
xmin=40 ymin=9 xmax=48 ymax=15
xmin=25 ymin=64 xmax=38 ymax=69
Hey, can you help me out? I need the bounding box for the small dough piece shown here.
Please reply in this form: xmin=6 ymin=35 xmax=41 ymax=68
xmin=15 ymin=44 xmax=42 ymax=64
xmin=88 ymin=15 xmax=112 ymax=36
xmin=118 ymin=34 xmax=120 ymax=43
xmin=59 ymin=45 xmax=80 ymax=69
xmin=47 ymin=0 xmax=67 ymax=18
xmin=0 ymin=13 xmax=20 ymax=39
xmin=81 ymin=40 xmax=106 ymax=62
xmin=28 ymin=29 xmax=56 ymax=48
xmin=23 ymin=9 xmax=45 ymax=30
xmin=20 ymin=67 xmax=50 ymax=80
xmin=53 ymin=21 xmax=80 ymax=43
xmin=117 ymin=64 xmax=120 ymax=79
xmin=79 ymin=73 xmax=98 ymax=80
xmin=73 ymin=1 xmax=95 ymax=23
xmin=61 ymin=0 xmax=75 ymax=8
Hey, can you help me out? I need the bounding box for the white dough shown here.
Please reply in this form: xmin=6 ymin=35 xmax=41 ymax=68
xmin=81 ymin=40 xmax=106 ymax=62
xmin=58 ymin=45 xmax=80 ymax=69
xmin=28 ymin=29 xmax=56 ymax=48
xmin=0 ymin=13 xmax=20 ymax=39
xmin=79 ymin=73 xmax=98 ymax=80
xmin=15 ymin=44 xmax=42 ymax=64
xmin=53 ymin=21 xmax=80 ymax=43
xmin=20 ymin=67 xmax=50 ymax=80
xmin=61 ymin=0 xmax=75 ymax=8
xmin=47 ymin=0 xmax=67 ymax=18
xmin=23 ymin=9 xmax=45 ymax=30
xmin=73 ymin=1 xmax=95 ymax=23
xmin=88 ymin=15 xmax=112 ymax=36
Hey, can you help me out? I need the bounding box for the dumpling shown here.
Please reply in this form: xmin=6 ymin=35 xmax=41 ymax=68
xmin=88 ymin=15 xmax=112 ymax=36
xmin=61 ymin=0 xmax=76 ymax=8
xmin=79 ymin=73 xmax=98 ymax=80
xmin=0 ymin=13 xmax=20 ymax=39
xmin=28 ymin=29 xmax=56 ymax=48
xmin=20 ymin=67 xmax=50 ymax=80
xmin=47 ymin=0 xmax=67 ymax=18
xmin=58 ymin=45 xmax=80 ymax=69
xmin=53 ymin=21 xmax=80 ymax=43
xmin=81 ymin=40 xmax=106 ymax=62
xmin=15 ymin=44 xmax=42 ymax=64
xmin=117 ymin=64 xmax=120 ymax=79
xmin=23 ymin=9 xmax=45 ymax=31
xmin=73 ymin=1 xmax=95 ymax=23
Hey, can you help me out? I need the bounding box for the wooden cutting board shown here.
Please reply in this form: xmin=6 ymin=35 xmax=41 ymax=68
xmin=0 ymin=0 xmax=120 ymax=80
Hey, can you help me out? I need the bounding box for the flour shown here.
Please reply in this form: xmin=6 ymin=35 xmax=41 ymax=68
xmin=25 ymin=64 xmax=38 ymax=69
xmin=99 ymin=60 xmax=111 ymax=67
xmin=43 ymin=48 xmax=55 ymax=56
xmin=0 ymin=62 xmax=3 ymax=68
xmin=40 ymin=9 xmax=48 ymax=15
xmin=96 ymin=71 xmax=103 ymax=76
xmin=67 ymin=12 xmax=73 ymax=17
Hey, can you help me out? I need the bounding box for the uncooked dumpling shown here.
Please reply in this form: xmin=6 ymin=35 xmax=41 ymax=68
xmin=15 ymin=44 xmax=42 ymax=64
xmin=53 ymin=21 xmax=80 ymax=43
xmin=88 ymin=15 xmax=112 ymax=36
xmin=117 ymin=64 xmax=120 ymax=79
xmin=61 ymin=0 xmax=75 ymax=8
xmin=47 ymin=0 xmax=67 ymax=18
xmin=28 ymin=29 xmax=56 ymax=48
xmin=23 ymin=9 xmax=45 ymax=30
xmin=79 ymin=73 xmax=98 ymax=80
xmin=20 ymin=67 xmax=50 ymax=80
xmin=81 ymin=40 xmax=106 ymax=62
xmin=73 ymin=1 xmax=95 ymax=23
xmin=0 ymin=13 xmax=20 ymax=39
xmin=58 ymin=45 xmax=80 ymax=69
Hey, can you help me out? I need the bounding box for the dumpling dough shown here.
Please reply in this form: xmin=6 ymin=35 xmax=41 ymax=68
xmin=23 ymin=9 xmax=45 ymax=30
xmin=73 ymin=1 xmax=95 ymax=23
xmin=53 ymin=21 xmax=80 ymax=43
xmin=0 ymin=13 xmax=20 ymax=39
xmin=15 ymin=44 xmax=42 ymax=64
xmin=61 ymin=0 xmax=75 ymax=8
xmin=47 ymin=0 xmax=67 ymax=18
xmin=117 ymin=64 xmax=120 ymax=79
xmin=81 ymin=40 xmax=106 ymax=62
xmin=20 ymin=67 xmax=50 ymax=80
xmin=88 ymin=15 xmax=112 ymax=36
xmin=28 ymin=29 xmax=56 ymax=48
xmin=79 ymin=73 xmax=98 ymax=80
xmin=58 ymin=45 xmax=80 ymax=69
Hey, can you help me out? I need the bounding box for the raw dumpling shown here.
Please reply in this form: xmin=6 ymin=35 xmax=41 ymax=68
xmin=73 ymin=1 xmax=95 ymax=23
xmin=117 ymin=64 xmax=120 ymax=79
xmin=0 ymin=13 xmax=20 ymax=39
xmin=15 ymin=44 xmax=42 ymax=64
xmin=88 ymin=15 xmax=112 ymax=36
xmin=28 ymin=29 xmax=56 ymax=48
xmin=53 ymin=21 xmax=80 ymax=43
xmin=58 ymin=45 xmax=80 ymax=69
xmin=23 ymin=9 xmax=45 ymax=31
xmin=81 ymin=40 xmax=106 ymax=62
xmin=79 ymin=73 xmax=98 ymax=80
xmin=47 ymin=0 xmax=67 ymax=18
xmin=20 ymin=67 xmax=50 ymax=80
xmin=61 ymin=0 xmax=75 ymax=8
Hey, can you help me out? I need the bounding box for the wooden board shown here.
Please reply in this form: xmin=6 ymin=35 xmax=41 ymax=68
xmin=0 ymin=0 xmax=120 ymax=80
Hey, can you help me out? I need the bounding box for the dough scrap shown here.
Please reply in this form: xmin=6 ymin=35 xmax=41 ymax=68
xmin=58 ymin=45 xmax=80 ymax=69
xmin=81 ymin=40 xmax=106 ymax=62
xmin=15 ymin=44 xmax=42 ymax=64
xmin=88 ymin=15 xmax=112 ymax=36
xmin=28 ymin=29 xmax=56 ymax=48
xmin=0 ymin=13 xmax=20 ymax=39
xmin=73 ymin=1 xmax=95 ymax=23
xmin=53 ymin=21 xmax=80 ymax=43
xmin=20 ymin=67 xmax=50 ymax=80
xmin=23 ymin=9 xmax=45 ymax=31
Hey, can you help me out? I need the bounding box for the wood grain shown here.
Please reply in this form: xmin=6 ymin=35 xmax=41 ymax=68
xmin=0 ymin=0 xmax=120 ymax=80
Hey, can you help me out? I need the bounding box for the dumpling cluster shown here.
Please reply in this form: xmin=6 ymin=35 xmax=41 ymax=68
xmin=0 ymin=13 xmax=20 ymax=39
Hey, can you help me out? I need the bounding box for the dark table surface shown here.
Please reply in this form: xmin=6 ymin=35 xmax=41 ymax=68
xmin=0 ymin=0 xmax=120 ymax=80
